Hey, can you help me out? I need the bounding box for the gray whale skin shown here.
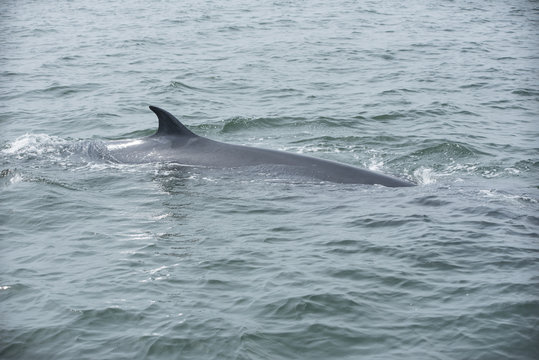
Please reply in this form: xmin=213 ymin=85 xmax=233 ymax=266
xmin=106 ymin=106 xmax=415 ymax=187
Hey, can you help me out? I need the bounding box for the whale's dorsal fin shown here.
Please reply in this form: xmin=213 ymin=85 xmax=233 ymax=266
xmin=149 ymin=106 xmax=197 ymax=137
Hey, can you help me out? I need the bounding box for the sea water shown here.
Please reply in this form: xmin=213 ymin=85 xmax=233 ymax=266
xmin=1 ymin=1 xmax=538 ymax=359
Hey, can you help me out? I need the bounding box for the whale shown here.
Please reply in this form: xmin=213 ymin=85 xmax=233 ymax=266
xmin=105 ymin=106 xmax=415 ymax=187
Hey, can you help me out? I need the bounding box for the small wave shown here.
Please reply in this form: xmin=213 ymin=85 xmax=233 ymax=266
xmin=59 ymin=55 xmax=82 ymax=61
xmin=290 ymin=135 xmax=362 ymax=145
xmin=400 ymin=141 xmax=490 ymax=183
xmin=169 ymin=81 xmax=208 ymax=93
xmin=220 ymin=116 xmax=305 ymax=133
xmin=409 ymin=141 xmax=487 ymax=159
xmin=378 ymin=88 xmax=419 ymax=96
xmin=40 ymin=83 xmax=99 ymax=96
xmin=314 ymin=116 xmax=362 ymax=129
xmin=260 ymin=87 xmax=305 ymax=99
xmin=512 ymin=88 xmax=539 ymax=97
xmin=459 ymin=82 xmax=490 ymax=89
xmin=370 ymin=104 xmax=480 ymax=122
xmin=141 ymin=263 xmax=180 ymax=282
xmin=3 ymin=83 xmax=100 ymax=100
xmin=219 ymin=115 xmax=365 ymax=134
xmin=371 ymin=112 xmax=404 ymax=121
xmin=287 ymin=136 xmax=364 ymax=157
xmin=479 ymin=189 xmax=538 ymax=205
xmin=260 ymin=292 xmax=361 ymax=318
xmin=410 ymin=195 xmax=453 ymax=207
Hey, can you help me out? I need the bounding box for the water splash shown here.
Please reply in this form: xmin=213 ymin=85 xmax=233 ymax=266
xmin=413 ymin=167 xmax=437 ymax=185
xmin=2 ymin=134 xmax=68 ymax=159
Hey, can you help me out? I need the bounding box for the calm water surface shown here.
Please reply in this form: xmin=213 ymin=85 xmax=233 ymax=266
xmin=1 ymin=1 xmax=538 ymax=359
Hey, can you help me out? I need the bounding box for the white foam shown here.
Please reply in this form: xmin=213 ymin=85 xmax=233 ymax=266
xmin=413 ymin=166 xmax=437 ymax=185
xmin=479 ymin=189 xmax=537 ymax=204
xmin=2 ymin=133 xmax=67 ymax=157
xmin=9 ymin=172 xmax=24 ymax=185
xmin=366 ymin=153 xmax=384 ymax=172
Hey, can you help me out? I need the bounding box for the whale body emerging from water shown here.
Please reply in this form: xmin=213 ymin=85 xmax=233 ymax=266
xmin=106 ymin=106 xmax=415 ymax=187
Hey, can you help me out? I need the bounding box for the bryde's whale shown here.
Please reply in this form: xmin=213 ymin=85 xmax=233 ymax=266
xmin=106 ymin=106 xmax=415 ymax=187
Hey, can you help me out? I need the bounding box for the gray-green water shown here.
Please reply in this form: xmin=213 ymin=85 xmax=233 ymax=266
xmin=1 ymin=1 xmax=538 ymax=359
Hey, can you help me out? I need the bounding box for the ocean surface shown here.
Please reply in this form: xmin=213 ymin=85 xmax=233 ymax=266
xmin=1 ymin=0 xmax=538 ymax=359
